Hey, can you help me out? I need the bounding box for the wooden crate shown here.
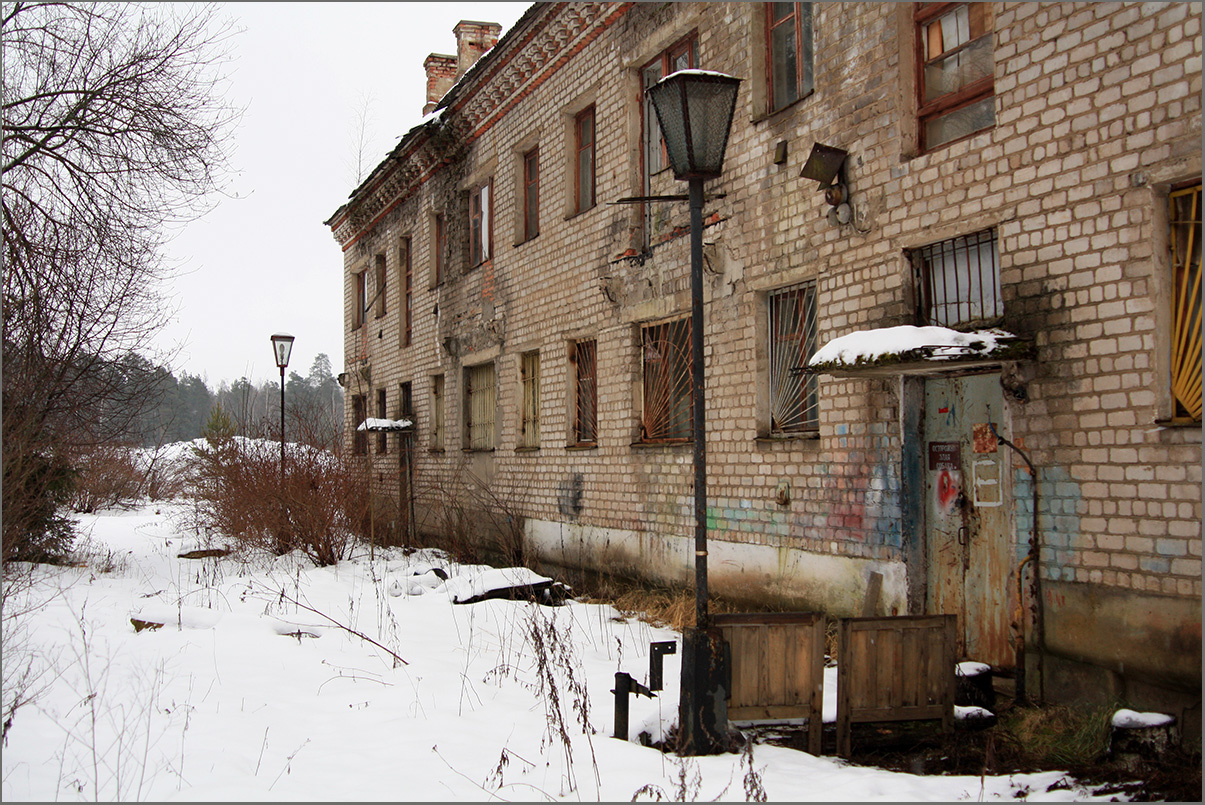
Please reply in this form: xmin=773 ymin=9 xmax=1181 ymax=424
xmin=714 ymin=612 xmax=826 ymax=755
xmin=836 ymin=614 xmax=957 ymax=757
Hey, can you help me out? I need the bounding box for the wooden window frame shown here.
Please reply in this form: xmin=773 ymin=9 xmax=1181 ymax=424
xmin=376 ymin=388 xmax=388 ymax=453
xmin=575 ymin=106 xmax=596 ymax=213
xmin=400 ymin=237 xmax=412 ymax=347
xmin=639 ymin=318 xmax=693 ymax=443
xmin=352 ymin=394 xmax=368 ymax=455
xmin=519 ymin=351 xmax=540 ymax=449
xmin=430 ymin=374 xmax=444 ymax=450
xmin=469 ymin=180 xmax=493 ymax=268
xmin=765 ymin=2 xmax=814 ymax=113
xmin=572 ymin=339 xmax=598 ymax=446
xmin=914 ymin=2 xmax=995 ymax=152
xmin=433 ymin=213 xmax=445 ymax=287
xmin=522 ymin=148 xmax=539 ymax=241
xmin=464 ymin=362 xmax=496 ymax=451
xmin=768 ymin=282 xmax=820 ymax=435
xmin=642 ymin=34 xmax=698 ymax=180
xmin=353 ymin=270 xmax=367 ymax=330
xmin=374 ymin=253 xmax=387 ymax=319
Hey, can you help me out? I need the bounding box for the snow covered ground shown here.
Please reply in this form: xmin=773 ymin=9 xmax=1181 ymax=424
xmin=3 ymin=500 xmax=1124 ymax=801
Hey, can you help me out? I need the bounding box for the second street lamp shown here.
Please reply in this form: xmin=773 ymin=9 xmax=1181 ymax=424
xmin=647 ymin=68 xmax=741 ymax=756
xmin=270 ymin=332 xmax=295 ymax=481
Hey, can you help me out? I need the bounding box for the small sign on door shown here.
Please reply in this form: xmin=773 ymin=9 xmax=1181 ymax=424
xmin=928 ymin=441 xmax=960 ymax=470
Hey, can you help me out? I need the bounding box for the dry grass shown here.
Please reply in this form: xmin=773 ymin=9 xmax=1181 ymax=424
xmin=998 ymin=702 xmax=1114 ymax=768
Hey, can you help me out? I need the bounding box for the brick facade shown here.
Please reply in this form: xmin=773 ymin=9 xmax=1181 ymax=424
xmin=328 ymin=3 xmax=1201 ymax=723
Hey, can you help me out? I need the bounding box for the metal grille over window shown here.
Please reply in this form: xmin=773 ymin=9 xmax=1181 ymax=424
xmin=769 ymin=282 xmax=819 ymax=433
xmin=912 ymin=228 xmax=1001 ymax=328
xmin=1171 ymin=183 xmax=1202 ymax=421
xmin=520 ymin=351 xmax=540 ymax=448
xmin=574 ymin=340 xmax=597 ymax=445
xmin=641 ymin=319 xmax=692 ymax=442
xmin=466 ymin=363 xmax=496 ymax=450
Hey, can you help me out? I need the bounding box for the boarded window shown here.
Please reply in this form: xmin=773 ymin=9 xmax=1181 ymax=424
xmin=352 ymin=394 xmax=367 ymax=455
xmin=573 ymin=339 xmax=598 ymax=446
xmin=469 ymin=181 xmax=492 ymax=267
xmin=575 ymin=107 xmax=595 ymax=213
xmin=520 ymin=351 xmax=540 ymax=448
xmin=766 ymin=2 xmax=813 ymax=112
xmin=916 ymin=2 xmax=995 ymax=151
xmin=911 ymin=228 xmax=1001 ymax=328
xmin=769 ymin=282 xmax=819 ymax=434
xmin=465 ymin=363 xmax=496 ymax=450
xmin=430 ymin=374 xmax=444 ymax=450
xmin=523 ymin=148 xmax=539 ymax=241
xmin=641 ymin=318 xmax=692 ymax=442
xmin=1170 ymin=182 xmax=1202 ymax=422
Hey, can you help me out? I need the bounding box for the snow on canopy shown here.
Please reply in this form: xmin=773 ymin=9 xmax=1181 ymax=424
xmin=809 ymin=325 xmax=1018 ymax=368
xmin=1112 ymin=708 xmax=1175 ymax=729
xmin=357 ymin=417 xmax=413 ymax=431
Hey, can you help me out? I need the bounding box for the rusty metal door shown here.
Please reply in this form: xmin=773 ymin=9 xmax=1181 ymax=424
xmin=923 ymin=373 xmax=1012 ymax=667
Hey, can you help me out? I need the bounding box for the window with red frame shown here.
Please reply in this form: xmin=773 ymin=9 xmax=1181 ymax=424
xmin=916 ymin=2 xmax=995 ymax=151
xmin=766 ymin=3 xmax=813 ymax=113
xmin=641 ymin=35 xmax=697 ymax=178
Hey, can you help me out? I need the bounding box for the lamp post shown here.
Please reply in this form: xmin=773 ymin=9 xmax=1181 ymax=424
xmin=647 ymin=69 xmax=741 ymax=756
xmin=270 ymin=333 xmax=295 ymax=481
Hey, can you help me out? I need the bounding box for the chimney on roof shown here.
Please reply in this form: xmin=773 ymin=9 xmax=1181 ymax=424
xmin=423 ymin=54 xmax=457 ymax=116
xmin=453 ymin=20 xmax=502 ymax=80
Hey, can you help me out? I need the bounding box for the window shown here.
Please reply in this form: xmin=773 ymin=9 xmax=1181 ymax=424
xmin=399 ymin=381 xmax=414 ymax=419
xmin=910 ymin=228 xmax=1001 ymax=328
xmin=522 ymin=148 xmax=539 ymax=241
xmin=469 ymin=180 xmax=492 ymax=267
xmin=575 ymin=106 xmax=595 ymax=213
xmin=520 ymin=351 xmax=540 ymax=448
xmin=640 ymin=318 xmax=692 ymax=442
xmin=432 ymin=213 xmax=445 ymax=286
xmin=376 ymin=388 xmax=388 ymax=453
xmin=642 ymin=36 xmax=697 ymax=178
xmin=353 ymin=271 xmax=367 ymax=329
xmin=352 ymin=394 xmax=367 ymax=455
xmin=916 ymin=2 xmax=995 ymax=151
xmin=430 ymin=374 xmax=444 ymax=450
xmin=465 ymin=363 xmax=496 ymax=450
xmin=374 ymin=253 xmax=387 ymax=318
xmin=768 ymin=283 xmax=819 ymax=434
xmin=572 ymin=339 xmax=597 ymax=446
xmin=1170 ymin=182 xmax=1202 ymax=422
xmin=766 ymin=3 xmax=813 ymax=113
xmin=402 ymin=236 xmax=412 ymax=342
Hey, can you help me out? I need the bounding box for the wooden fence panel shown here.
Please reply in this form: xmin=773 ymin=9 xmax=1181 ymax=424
xmin=836 ymin=614 xmax=957 ymax=757
xmin=714 ymin=612 xmax=826 ymax=755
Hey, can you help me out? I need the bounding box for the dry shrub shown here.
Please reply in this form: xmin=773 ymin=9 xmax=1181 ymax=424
xmin=188 ymin=437 xmax=368 ymax=566
xmin=66 ymin=444 xmax=146 ymax=513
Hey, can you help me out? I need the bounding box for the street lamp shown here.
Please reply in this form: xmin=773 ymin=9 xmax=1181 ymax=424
xmin=647 ymin=68 xmax=741 ymax=756
xmin=270 ymin=332 xmax=295 ymax=479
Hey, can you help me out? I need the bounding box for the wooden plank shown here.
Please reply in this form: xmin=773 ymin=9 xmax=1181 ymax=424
xmin=837 ymin=618 xmax=852 ymax=757
xmin=862 ymin=571 xmax=883 ymax=616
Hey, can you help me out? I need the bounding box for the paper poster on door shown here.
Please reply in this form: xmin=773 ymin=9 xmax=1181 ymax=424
xmin=972 ymin=458 xmax=1003 ymax=507
xmin=935 ymin=468 xmax=962 ymax=517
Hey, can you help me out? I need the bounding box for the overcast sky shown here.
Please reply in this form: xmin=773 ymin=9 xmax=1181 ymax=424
xmin=156 ymin=2 xmax=530 ymax=387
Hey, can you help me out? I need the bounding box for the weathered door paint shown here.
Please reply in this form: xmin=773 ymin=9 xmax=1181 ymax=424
xmin=923 ymin=373 xmax=1013 ymax=667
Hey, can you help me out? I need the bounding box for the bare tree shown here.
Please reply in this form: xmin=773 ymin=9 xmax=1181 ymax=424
xmin=2 ymin=1 xmax=239 ymax=561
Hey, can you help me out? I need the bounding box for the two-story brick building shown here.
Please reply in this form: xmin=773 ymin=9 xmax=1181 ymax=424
xmin=327 ymin=3 xmax=1201 ymax=730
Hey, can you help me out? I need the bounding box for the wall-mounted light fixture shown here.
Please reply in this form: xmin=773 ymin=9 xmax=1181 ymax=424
xmin=800 ymin=142 xmax=853 ymax=225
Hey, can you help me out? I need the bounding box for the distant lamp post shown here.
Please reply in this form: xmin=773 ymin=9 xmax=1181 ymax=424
xmin=647 ymin=69 xmax=741 ymax=756
xmin=270 ymin=332 xmax=295 ymax=478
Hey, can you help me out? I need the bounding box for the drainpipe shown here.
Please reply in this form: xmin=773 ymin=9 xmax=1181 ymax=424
xmin=988 ymin=418 xmax=1044 ymax=704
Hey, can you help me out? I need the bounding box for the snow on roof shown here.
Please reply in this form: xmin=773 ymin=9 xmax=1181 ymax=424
xmin=357 ymin=417 xmax=413 ymax=431
xmin=655 ymin=68 xmax=740 ymax=85
xmin=809 ymin=325 xmax=1020 ymax=369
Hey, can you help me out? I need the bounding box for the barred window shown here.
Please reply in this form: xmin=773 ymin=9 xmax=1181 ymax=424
xmin=573 ymin=339 xmax=597 ymax=446
xmin=1170 ymin=182 xmax=1202 ymax=422
xmin=911 ymin=228 xmax=1001 ymax=328
xmin=768 ymin=282 xmax=819 ymax=434
xmin=465 ymin=363 xmax=496 ymax=450
xmin=520 ymin=351 xmax=540 ymax=448
xmin=640 ymin=318 xmax=692 ymax=442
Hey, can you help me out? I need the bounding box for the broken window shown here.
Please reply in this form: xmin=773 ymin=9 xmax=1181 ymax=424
xmin=768 ymin=282 xmax=819 ymax=434
xmin=523 ymin=148 xmax=539 ymax=241
xmin=916 ymin=2 xmax=995 ymax=151
xmin=911 ymin=228 xmax=1001 ymax=329
xmin=352 ymin=394 xmax=367 ymax=455
xmin=465 ymin=362 xmax=496 ymax=450
xmin=430 ymin=374 xmax=444 ymax=450
xmin=640 ymin=318 xmax=692 ymax=442
xmin=520 ymin=351 xmax=540 ymax=448
xmin=1170 ymin=182 xmax=1202 ymax=422
xmin=575 ymin=106 xmax=595 ymax=213
xmin=767 ymin=2 xmax=813 ymax=113
xmin=573 ymin=339 xmax=598 ymax=446
xmin=469 ymin=180 xmax=492 ymax=267
xmin=374 ymin=253 xmax=387 ymax=318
